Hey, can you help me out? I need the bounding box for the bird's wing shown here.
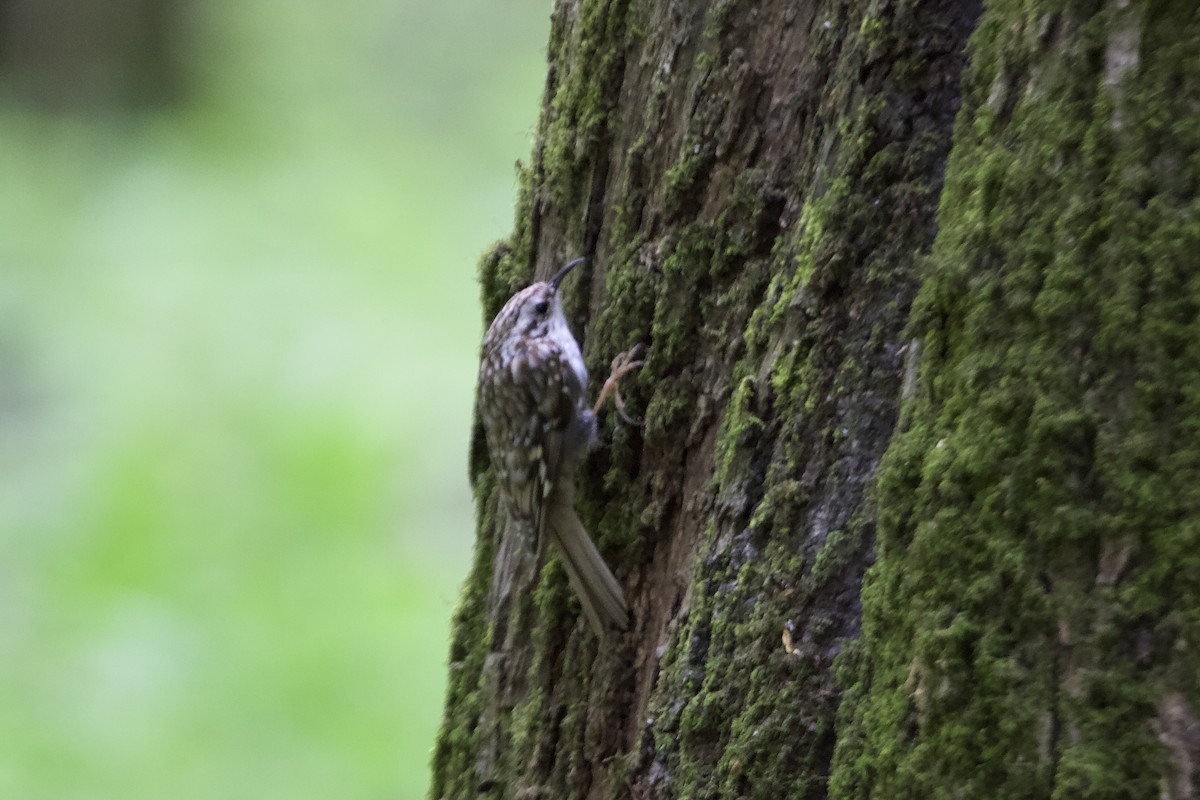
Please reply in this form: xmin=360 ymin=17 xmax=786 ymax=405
xmin=484 ymin=338 xmax=583 ymax=549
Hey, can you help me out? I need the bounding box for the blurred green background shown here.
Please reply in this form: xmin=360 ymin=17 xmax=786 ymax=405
xmin=0 ymin=1 xmax=550 ymax=797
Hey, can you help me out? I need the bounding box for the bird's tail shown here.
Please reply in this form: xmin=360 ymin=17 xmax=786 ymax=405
xmin=544 ymin=498 xmax=629 ymax=636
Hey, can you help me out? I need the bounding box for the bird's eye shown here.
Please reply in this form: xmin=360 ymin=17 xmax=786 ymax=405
xmin=533 ymin=300 xmax=549 ymax=315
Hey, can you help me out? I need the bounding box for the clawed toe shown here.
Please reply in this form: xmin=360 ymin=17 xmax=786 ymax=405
xmin=592 ymin=344 xmax=646 ymax=423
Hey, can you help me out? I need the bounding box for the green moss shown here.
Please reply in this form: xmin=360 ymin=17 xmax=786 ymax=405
xmin=532 ymin=555 xmax=579 ymax=630
xmin=858 ymin=15 xmax=888 ymax=55
xmin=715 ymin=377 xmax=763 ymax=487
xmin=703 ymin=0 xmax=736 ymax=40
xmin=510 ymin=681 xmax=547 ymax=767
xmin=662 ymin=140 xmax=715 ymax=218
xmin=748 ymin=480 xmax=808 ymax=536
xmin=649 ymin=528 xmax=828 ymax=800
xmin=831 ymin=0 xmax=1200 ymax=796
xmin=542 ymin=0 xmax=632 ymax=206
xmin=428 ymin=481 xmax=499 ymax=800
xmin=810 ymin=517 xmax=865 ymax=587
xmin=476 ymin=240 xmax=519 ymax=325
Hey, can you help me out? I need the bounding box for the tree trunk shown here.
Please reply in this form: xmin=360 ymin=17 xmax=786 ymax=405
xmin=0 ymin=0 xmax=186 ymax=110
xmin=431 ymin=1 xmax=1200 ymax=799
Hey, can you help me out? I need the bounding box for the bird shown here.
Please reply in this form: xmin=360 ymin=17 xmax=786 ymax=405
xmin=476 ymin=257 xmax=641 ymax=636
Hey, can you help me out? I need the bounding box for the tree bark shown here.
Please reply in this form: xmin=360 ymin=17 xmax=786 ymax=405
xmin=431 ymin=1 xmax=1200 ymax=799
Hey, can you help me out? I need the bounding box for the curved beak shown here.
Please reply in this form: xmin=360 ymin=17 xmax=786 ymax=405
xmin=548 ymin=257 xmax=585 ymax=291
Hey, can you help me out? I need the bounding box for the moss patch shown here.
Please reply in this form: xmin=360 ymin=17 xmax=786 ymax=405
xmin=831 ymin=0 xmax=1200 ymax=796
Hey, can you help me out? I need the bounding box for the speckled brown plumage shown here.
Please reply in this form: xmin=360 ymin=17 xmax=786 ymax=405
xmin=476 ymin=258 xmax=631 ymax=635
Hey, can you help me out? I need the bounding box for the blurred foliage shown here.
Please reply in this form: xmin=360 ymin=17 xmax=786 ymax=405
xmin=0 ymin=0 xmax=550 ymax=798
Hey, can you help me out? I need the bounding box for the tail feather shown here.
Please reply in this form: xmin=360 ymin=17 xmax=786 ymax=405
xmin=544 ymin=501 xmax=628 ymax=636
